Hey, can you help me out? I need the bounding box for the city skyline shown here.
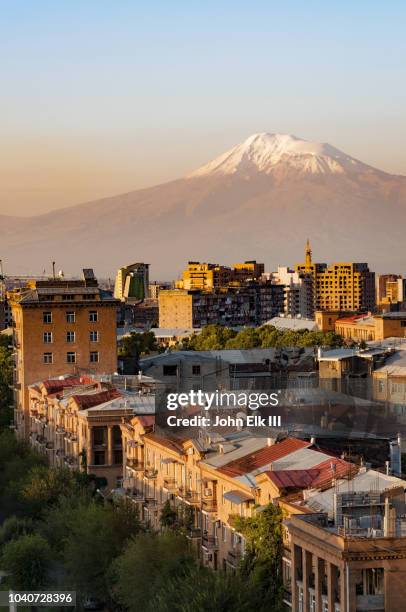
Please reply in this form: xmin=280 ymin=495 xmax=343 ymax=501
xmin=1 ymin=1 xmax=406 ymax=216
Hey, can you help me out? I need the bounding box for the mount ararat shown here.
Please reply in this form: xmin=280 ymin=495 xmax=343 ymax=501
xmin=1 ymin=133 xmax=406 ymax=278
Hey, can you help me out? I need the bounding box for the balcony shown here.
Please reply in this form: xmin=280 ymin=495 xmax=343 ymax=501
xmin=178 ymin=488 xmax=201 ymax=505
xmin=56 ymin=426 xmax=66 ymax=435
xmin=202 ymin=534 xmax=219 ymax=551
xmin=227 ymin=547 xmax=242 ymax=567
xmin=127 ymin=458 xmax=144 ymax=471
xmin=144 ymin=467 xmax=158 ymax=479
xmin=202 ymin=497 xmax=217 ymax=512
xmin=186 ymin=527 xmax=202 ymax=539
xmin=163 ymin=477 xmax=178 ymax=492
xmin=356 ymin=594 xmax=384 ymax=611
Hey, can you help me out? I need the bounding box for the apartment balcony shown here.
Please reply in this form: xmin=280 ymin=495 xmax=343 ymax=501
xmin=163 ymin=477 xmax=178 ymax=492
xmin=201 ymin=497 xmax=217 ymax=512
xmin=45 ymin=441 xmax=54 ymax=451
xmin=202 ymin=533 xmax=219 ymax=551
xmin=186 ymin=527 xmax=202 ymax=539
xmin=356 ymin=594 xmax=384 ymax=611
xmin=226 ymin=548 xmax=242 ymax=568
xmin=144 ymin=467 xmax=158 ymax=479
xmin=178 ymin=487 xmax=201 ymax=505
xmin=56 ymin=426 xmax=66 ymax=435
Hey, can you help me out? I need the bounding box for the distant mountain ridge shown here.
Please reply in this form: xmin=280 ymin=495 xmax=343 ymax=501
xmin=1 ymin=133 xmax=406 ymax=278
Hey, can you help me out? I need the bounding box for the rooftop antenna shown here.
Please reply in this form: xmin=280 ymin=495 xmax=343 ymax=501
xmin=52 ymin=261 xmax=56 ymax=280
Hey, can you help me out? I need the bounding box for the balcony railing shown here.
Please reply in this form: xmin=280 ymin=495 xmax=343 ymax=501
xmin=163 ymin=477 xmax=178 ymax=492
xmin=202 ymin=497 xmax=217 ymax=512
xmin=227 ymin=548 xmax=242 ymax=567
xmin=202 ymin=534 xmax=219 ymax=550
xmin=127 ymin=458 xmax=144 ymax=471
xmin=186 ymin=527 xmax=202 ymax=539
xmin=178 ymin=488 xmax=201 ymax=505
xmin=356 ymin=594 xmax=384 ymax=611
xmin=144 ymin=467 xmax=158 ymax=479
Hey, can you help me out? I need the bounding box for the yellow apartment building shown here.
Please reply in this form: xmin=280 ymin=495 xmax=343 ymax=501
xmin=295 ymin=241 xmax=375 ymax=312
xmin=8 ymin=270 xmax=119 ymax=438
xmin=175 ymin=261 xmax=265 ymax=291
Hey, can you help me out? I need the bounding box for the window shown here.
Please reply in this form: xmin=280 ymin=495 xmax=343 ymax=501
xmin=90 ymin=351 xmax=99 ymax=363
xmin=90 ymin=330 xmax=99 ymax=342
xmin=89 ymin=311 xmax=98 ymax=322
xmin=401 ymin=321 xmax=406 ymax=327
xmin=43 ymin=312 xmax=52 ymax=324
xmin=66 ymin=331 xmax=75 ymax=343
xmin=62 ymin=294 xmax=75 ymax=301
xmin=43 ymin=352 xmax=53 ymax=364
xmin=93 ymin=427 xmax=106 ymax=446
xmin=113 ymin=449 xmax=123 ymax=465
xmin=192 ymin=365 xmax=201 ymax=376
xmin=43 ymin=331 xmax=53 ymax=343
xmin=66 ymin=352 xmax=76 ymax=364
xmin=66 ymin=311 xmax=76 ymax=323
xmin=93 ymin=450 xmax=105 ymax=466
xmin=163 ymin=365 xmax=177 ymax=376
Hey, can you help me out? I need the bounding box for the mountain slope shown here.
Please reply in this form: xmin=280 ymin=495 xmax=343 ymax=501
xmin=1 ymin=133 xmax=406 ymax=278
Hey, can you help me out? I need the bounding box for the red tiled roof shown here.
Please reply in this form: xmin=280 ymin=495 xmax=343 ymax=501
xmin=72 ymin=389 xmax=122 ymax=409
xmin=43 ymin=376 xmax=95 ymax=393
xmin=336 ymin=314 xmax=369 ymax=324
xmin=265 ymin=457 xmax=357 ymax=492
xmin=218 ymin=438 xmax=309 ymax=477
xmin=145 ymin=432 xmax=185 ymax=455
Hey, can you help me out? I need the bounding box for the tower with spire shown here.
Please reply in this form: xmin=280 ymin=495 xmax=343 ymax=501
xmin=305 ymin=239 xmax=312 ymax=270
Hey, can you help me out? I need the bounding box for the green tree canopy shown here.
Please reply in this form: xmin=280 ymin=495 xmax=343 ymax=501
xmin=0 ymin=533 xmax=51 ymax=591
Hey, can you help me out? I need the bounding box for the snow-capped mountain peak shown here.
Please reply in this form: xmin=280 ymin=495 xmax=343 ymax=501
xmin=188 ymin=132 xmax=377 ymax=178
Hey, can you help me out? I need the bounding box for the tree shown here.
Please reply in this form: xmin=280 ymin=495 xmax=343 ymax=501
xmin=119 ymin=331 xmax=158 ymax=359
xmin=0 ymin=533 xmax=51 ymax=591
xmin=0 ymin=516 xmax=35 ymax=547
xmin=159 ymin=500 xmax=178 ymax=528
xmin=20 ymin=466 xmax=85 ymax=517
xmin=63 ymin=500 xmax=140 ymax=603
xmin=0 ymin=338 xmax=13 ymax=431
xmin=231 ymin=504 xmax=284 ymax=612
xmin=150 ymin=565 xmax=254 ymax=612
xmin=185 ymin=325 xmax=237 ymax=350
xmin=111 ymin=532 xmax=193 ymax=611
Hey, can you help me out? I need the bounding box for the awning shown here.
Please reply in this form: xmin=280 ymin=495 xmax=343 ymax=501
xmin=223 ymin=490 xmax=254 ymax=505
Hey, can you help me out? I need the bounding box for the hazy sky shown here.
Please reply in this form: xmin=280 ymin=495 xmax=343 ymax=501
xmin=1 ymin=1 xmax=406 ymax=216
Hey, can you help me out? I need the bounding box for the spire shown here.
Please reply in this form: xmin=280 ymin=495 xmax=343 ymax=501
xmin=305 ymin=239 xmax=312 ymax=268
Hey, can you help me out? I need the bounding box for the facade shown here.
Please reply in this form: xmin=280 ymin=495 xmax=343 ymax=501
xmin=114 ymin=263 xmax=150 ymax=301
xmin=158 ymin=283 xmax=284 ymax=329
xmin=8 ymin=270 xmax=119 ymax=438
xmin=295 ymin=241 xmax=375 ymax=313
xmin=148 ymin=282 xmax=172 ymax=300
xmin=335 ymin=312 xmax=406 ymax=342
xmin=376 ymin=274 xmax=406 ymax=310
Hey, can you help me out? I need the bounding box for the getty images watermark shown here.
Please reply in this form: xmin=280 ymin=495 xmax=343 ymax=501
xmin=166 ymin=390 xmax=282 ymax=428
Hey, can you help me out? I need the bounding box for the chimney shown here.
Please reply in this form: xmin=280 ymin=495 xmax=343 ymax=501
xmin=385 ymin=460 xmax=391 ymax=476
xmin=267 ymin=437 xmax=274 ymax=447
xmin=310 ymin=436 xmax=316 ymax=445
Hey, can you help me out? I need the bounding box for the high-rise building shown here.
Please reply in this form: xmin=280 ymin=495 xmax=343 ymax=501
xmin=8 ymin=269 xmax=119 ymax=438
xmin=376 ymin=274 xmax=406 ymax=310
xmin=271 ymin=266 xmax=314 ymax=318
xmin=295 ymin=240 xmax=375 ymax=312
xmin=114 ymin=263 xmax=150 ymax=301
xmin=159 ymin=283 xmax=284 ymax=329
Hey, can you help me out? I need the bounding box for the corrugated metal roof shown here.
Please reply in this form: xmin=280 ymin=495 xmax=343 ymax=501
xmin=223 ymin=490 xmax=254 ymax=504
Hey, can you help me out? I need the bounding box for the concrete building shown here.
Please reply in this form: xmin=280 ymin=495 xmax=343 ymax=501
xmin=271 ymin=266 xmax=314 ymax=319
xmin=295 ymin=241 xmax=375 ymax=313
xmin=114 ymin=263 xmax=150 ymax=301
xmin=158 ymin=283 xmax=284 ymax=329
xmin=8 ymin=270 xmax=119 ymax=438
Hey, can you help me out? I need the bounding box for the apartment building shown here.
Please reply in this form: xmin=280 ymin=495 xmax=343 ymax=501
xmin=295 ymin=241 xmax=375 ymax=313
xmin=8 ymin=270 xmax=119 ymax=438
xmin=114 ymin=262 xmax=150 ymax=301
xmin=285 ymin=467 xmax=406 ymax=612
xmin=27 ymin=374 xmax=156 ymax=488
xmin=159 ymin=283 xmax=284 ymax=329
xmin=271 ymin=266 xmax=314 ymax=319
xmin=175 ymin=261 xmax=265 ymax=291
